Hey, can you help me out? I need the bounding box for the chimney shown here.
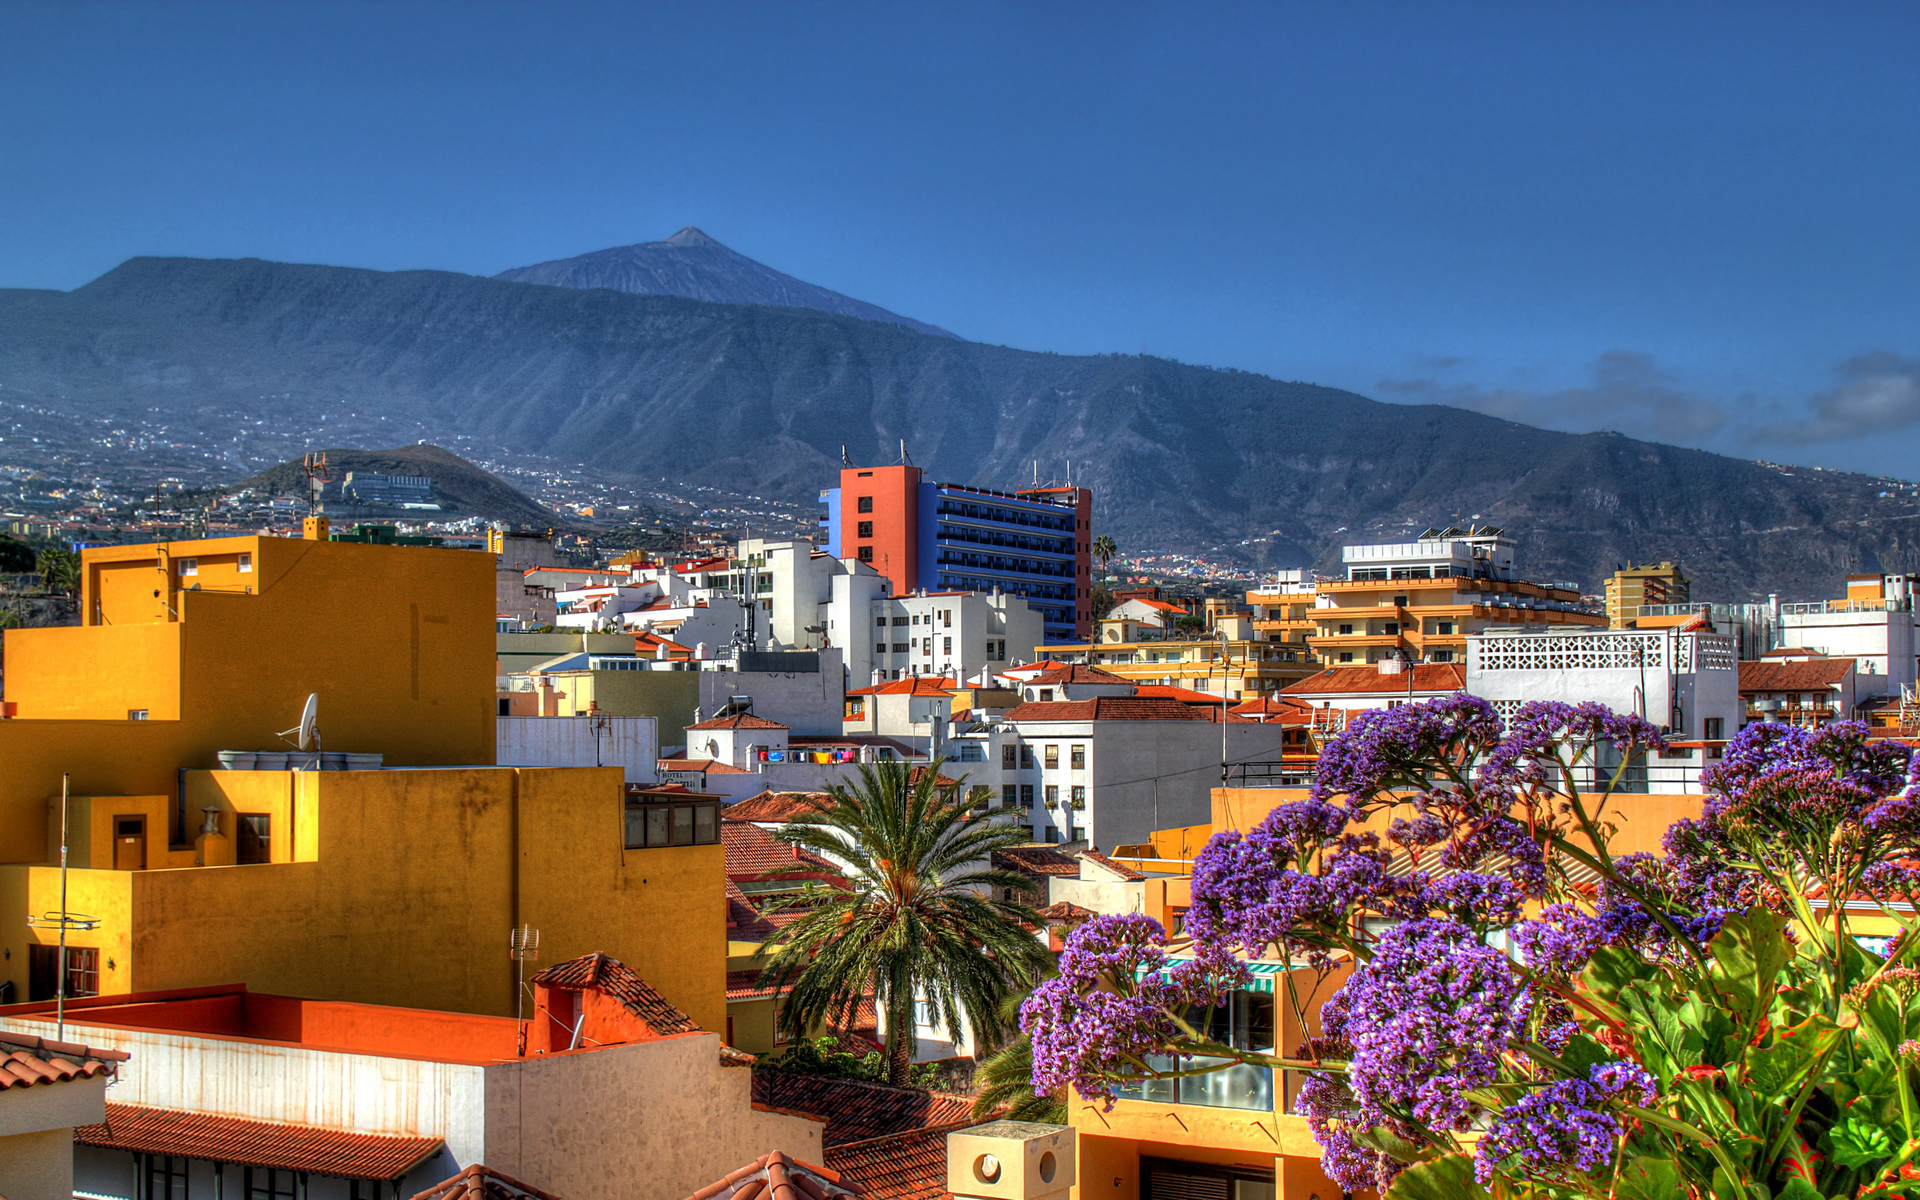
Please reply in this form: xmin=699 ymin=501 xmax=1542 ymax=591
xmin=947 ymin=1122 xmax=1074 ymax=1200
xmin=1376 ymin=656 xmax=1403 ymax=676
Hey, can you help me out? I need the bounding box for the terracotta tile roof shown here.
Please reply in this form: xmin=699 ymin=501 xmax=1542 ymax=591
xmin=724 ymin=819 xmax=846 ymax=878
xmin=993 ymin=847 xmax=1081 ymax=876
xmin=1023 ymin=664 xmax=1134 ymax=687
xmin=1035 ymin=901 xmax=1096 ymax=922
xmin=1229 ymin=695 xmax=1310 ymax=716
xmin=1280 ymin=663 xmax=1467 ymax=696
xmin=533 ymin=952 xmax=703 ymax=1037
xmin=1002 ymin=696 xmax=1214 ymax=722
xmin=727 ymin=880 xmax=782 ymax=940
xmin=77 ymin=1104 xmax=442 ymax=1180
xmin=660 ymin=756 xmax=753 ymax=775
xmin=408 ymin=1165 xmax=563 ymax=1200
xmin=0 ymin=1033 xmax=126 ymax=1090
xmin=847 ymin=678 xmax=959 ymax=696
xmin=1739 ymin=659 xmax=1855 ymax=692
xmin=751 ymin=1069 xmax=977 ymax=1147
xmin=825 ymin=1129 xmax=953 ymax=1200
xmin=1078 ymin=850 xmax=1146 ymax=881
xmin=727 ymin=969 xmax=782 ymax=1001
xmin=727 ymin=791 xmax=832 ymax=823
xmin=1132 ymin=685 xmax=1222 ymax=703
xmin=682 ymin=1150 xmax=862 ymax=1200
xmin=689 ymin=713 xmax=792 ymax=731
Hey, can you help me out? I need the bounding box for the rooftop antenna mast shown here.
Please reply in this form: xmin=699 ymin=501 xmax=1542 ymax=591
xmin=302 ymin=451 xmax=330 ymax=516
xmin=509 ymin=925 xmax=541 ymax=1056
xmin=27 ymin=774 xmax=100 ymax=1043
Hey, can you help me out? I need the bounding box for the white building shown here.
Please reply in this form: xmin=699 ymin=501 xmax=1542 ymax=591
xmin=496 ymin=714 xmax=660 ymax=784
xmin=1777 ymin=574 xmax=1920 ymax=699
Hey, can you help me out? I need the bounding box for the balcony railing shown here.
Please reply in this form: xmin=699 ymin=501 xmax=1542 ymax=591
xmin=1114 ymin=1055 xmax=1274 ymax=1111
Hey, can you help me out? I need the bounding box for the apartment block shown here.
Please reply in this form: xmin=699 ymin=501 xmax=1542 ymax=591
xmin=1605 ymin=561 xmax=1690 ymax=628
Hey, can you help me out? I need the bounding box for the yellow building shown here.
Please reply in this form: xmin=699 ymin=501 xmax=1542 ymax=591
xmin=1305 ymin=529 xmax=1604 ymax=666
xmin=0 ymin=534 xmax=725 ymax=1031
xmin=1058 ymin=626 xmax=1317 ymax=700
xmin=1606 ymin=561 xmax=1691 ymax=628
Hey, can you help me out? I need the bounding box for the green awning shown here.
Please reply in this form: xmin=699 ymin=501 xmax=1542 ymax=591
xmin=1136 ymin=959 xmax=1290 ymax=993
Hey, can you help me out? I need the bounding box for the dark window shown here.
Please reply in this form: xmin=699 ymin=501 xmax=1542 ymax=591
xmin=1704 ymin=717 xmax=1725 ymax=741
xmin=1429 ymin=650 xmax=1455 ymax=663
xmin=875 ymin=617 xmax=887 ymax=627
xmin=1071 ymin=745 xmax=1086 ymax=769
xmin=1394 ymin=595 xmax=1409 ymax=606
xmin=857 ymin=521 xmax=873 ymax=538
xmin=1382 ymin=622 xmax=1399 ymax=635
xmin=625 ymin=798 xmax=722 ymax=849
xmin=1002 ymin=785 xmax=1017 ymax=807
xmin=1020 ymin=784 xmax=1034 ymax=808
xmin=1338 ymin=623 xmax=1353 ymax=635
xmin=874 ymin=642 xmax=887 ymax=656
xmin=857 ymin=547 xmax=873 ymax=563
xmin=943 ymin=637 xmax=952 ymax=654
xmin=892 ymin=643 xmax=908 ymax=653
xmin=498 ymin=698 xmax=511 ymax=716
xmin=237 ymin=814 xmax=271 ymax=864
xmin=28 ymin=945 xmax=99 ymax=1002
xmin=1020 ymin=745 xmax=1034 ymax=770
xmin=856 ymin=496 xmax=873 ymax=513
xmin=893 ymin=616 xmax=909 ymax=626
xmin=145 ymin=1154 xmax=190 ymax=1199
xmin=1002 ymin=744 xmax=1017 ymax=768
xmin=246 ymin=1167 xmax=299 ymax=1200
xmin=1338 ymin=652 xmax=1354 ymax=663
xmin=1437 ymin=621 xmax=1454 ymax=635
xmin=1045 ymin=785 xmax=1059 ymax=805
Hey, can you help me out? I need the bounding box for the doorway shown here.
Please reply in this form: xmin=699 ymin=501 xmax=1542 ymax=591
xmin=114 ymin=815 xmax=146 ymax=871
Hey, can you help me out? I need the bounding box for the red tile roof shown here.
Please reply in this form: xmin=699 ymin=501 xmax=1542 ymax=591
xmin=689 ymin=713 xmax=792 ymax=731
xmin=847 ymin=678 xmax=959 ymax=696
xmin=825 ymin=1129 xmax=953 ymax=1200
xmin=1132 ymin=685 xmax=1222 ymax=703
xmin=0 ymin=1033 xmax=126 ymax=1090
xmin=723 ymin=819 xmax=846 ymax=878
xmin=727 ymin=791 xmax=832 ymax=823
xmin=1002 ymin=696 xmax=1216 ymax=722
xmin=660 ymin=756 xmax=753 ymax=775
xmin=726 ymin=969 xmax=783 ymax=1001
xmin=1281 ymin=663 xmax=1467 ymax=696
xmin=77 ymin=1104 xmax=442 ymax=1180
xmin=1035 ymin=901 xmax=1096 ymax=922
xmin=1739 ymin=659 xmax=1856 ymax=692
xmin=751 ymin=1069 xmax=977 ymax=1148
xmin=1023 ymin=664 xmax=1134 ymax=687
xmin=1078 ymin=850 xmax=1145 ymax=881
xmin=992 ymin=847 xmax=1081 ymax=876
xmin=1229 ymin=695 xmax=1310 ymax=716
xmin=682 ymin=1150 xmax=862 ymax=1200
xmin=533 ymin=952 xmax=703 ymax=1037
xmin=408 ymin=1165 xmax=564 ymax=1200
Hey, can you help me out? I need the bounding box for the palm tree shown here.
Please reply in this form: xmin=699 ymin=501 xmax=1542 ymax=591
xmin=757 ymin=760 xmax=1052 ymax=1085
xmin=1091 ymin=534 xmax=1117 ymax=580
xmin=36 ymin=546 xmax=78 ymax=596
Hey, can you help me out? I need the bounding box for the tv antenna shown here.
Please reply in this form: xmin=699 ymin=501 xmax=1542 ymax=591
xmin=26 ymin=775 xmax=101 ymax=1042
xmin=302 ymin=451 xmax=330 ymax=515
xmin=276 ymin=693 xmax=321 ymax=770
xmin=509 ymin=925 xmax=541 ymax=1056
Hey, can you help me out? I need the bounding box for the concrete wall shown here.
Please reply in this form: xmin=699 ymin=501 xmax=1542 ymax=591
xmin=0 ymin=1126 xmax=74 ymax=1200
xmin=497 ymin=715 xmax=660 ymax=783
xmin=485 ymin=1033 xmax=823 ymax=1200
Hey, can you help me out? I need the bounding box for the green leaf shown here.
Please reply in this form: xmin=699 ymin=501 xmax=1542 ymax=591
xmin=1383 ymin=1154 xmax=1490 ymax=1200
xmin=1745 ymin=1013 xmax=1843 ymax=1105
xmin=1708 ymin=909 xmax=1794 ymax=1029
xmin=1829 ymin=1114 xmax=1896 ymax=1170
xmin=1773 ymin=1180 xmax=1829 ymax=1200
xmin=1615 ymin=1156 xmax=1689 ymax=1200
xmin=1581 ymin=944 xmax=1657 ymax=1022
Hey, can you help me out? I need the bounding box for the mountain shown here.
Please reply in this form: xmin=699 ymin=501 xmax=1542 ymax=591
xmin=2 ymin=254 xmax=1918 ymax=600
xmin=495 ymin=227 xmax=957 ymax=339
xmin=233 ymin=444 xmax=559 ymax=527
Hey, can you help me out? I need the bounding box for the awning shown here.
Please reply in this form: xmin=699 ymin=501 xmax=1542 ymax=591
xmin=1137 ymin=959 xmax=1293 ymax=993
xmin=77 ymin=1104 xmax=443 ymax=1180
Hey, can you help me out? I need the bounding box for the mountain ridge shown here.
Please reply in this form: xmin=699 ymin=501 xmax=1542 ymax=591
xmin=494 ymin=226 xmax=957 ymax=339
xmin=2 ymin=253 xmax=1917 ymax=600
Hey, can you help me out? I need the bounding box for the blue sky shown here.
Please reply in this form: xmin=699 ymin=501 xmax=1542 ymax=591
xmin=4 ymin=2 xmax=1918 ymax=476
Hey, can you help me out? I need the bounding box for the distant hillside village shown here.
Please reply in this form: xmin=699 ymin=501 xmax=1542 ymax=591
xmin=2 ymin=454 xmax=1918 ymax=1199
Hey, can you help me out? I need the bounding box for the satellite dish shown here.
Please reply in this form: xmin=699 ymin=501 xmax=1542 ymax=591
xmin=277 ymin=693 xmax=320 ymax=752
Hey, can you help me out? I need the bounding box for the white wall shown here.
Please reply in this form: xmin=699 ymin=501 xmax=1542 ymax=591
xmin=1780 ymin=609 xmax=1919 ymax=697
xmin=497 ymin=715 xmax=660 ymax=783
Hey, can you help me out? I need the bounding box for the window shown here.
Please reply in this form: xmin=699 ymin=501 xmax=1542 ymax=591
xmin=128 ymin=709 xmax=149 ymax=720
xmin=1044 ymin=745 xmax=1059 ymax=769
xmin=1045 ymin=785 xmax=1060 ymax=805
xmin=1394 ymin=595 xmax=1409 ymax=606
xmin=1020 ymin=746 xmax=1034 ymax=770
xmin=1044 ymin=826 xmax=1060 ymax=843
xmin=1002 ymin=784 xmax=1017 ymax=807
xmin=1338 ymin=623 xmax=1353 ymax=635
xmin=942 ymin=610 xmax=952 ymax=628
xmin=237 ymin=552 xmax=253 ymax=573
xmin=624 ymin=798 xmax=723 ymax=848
xmin=892 ymin=643 xmax=908 ymax=654
xmin=147 ymin=1154 xmax=190 ymax=1200
xmin=857 ymin=546 xmax=873 ymax=562
xmin=912 ymin=614 xmax=921 ymax=625
xmin=874 ymin=642 xmax=886 ymax=655
xmin=1071 ymin=785 xmax=1086 ymax=806
xmin=1338 ymin=652 xmax=1354 ymax=663
xmin=857 ymin=521 xmax=873 ymax=538
xmin=943 ymin=637 xmax=951 ymax=654
xmin=1436 ymin=621 xmax=1454 ymax=635
xmin=178 ymin=557 xmax=198 ymax=576
xmin=1429 ymin=650 xmax=1455 ymax=663
xmin=856 ymin=496 xmax=873 ymax=513
xmin=1071 ymin=744 xmax=1085 ymax=769
xmin=1038 ymin=688 xmax=1054 ymax=702
xmin=28 ymin=945 xmax=99 ymax=1001
xmin=1382 ymin=622 xmax=1399 ymax=635
xmin=875 ymin=616 xmax=887 ymax=627
xmin=893 ymin=616 xmax=909 ymax=626
xmin=1019 ymin=784 xmax=1034 ymax=808
xmin=1704 ymin=717 xmax=1725 ymax=741
xmin=1002 ymin=744 xmax=1017 ymax=768
xmin=237 ymin=814 xmax=271 ymax=864
xmin=910 ymin=638 xmax=918 ymax=651
xmin=246 ymin=1167 xmax=300 ymax=1200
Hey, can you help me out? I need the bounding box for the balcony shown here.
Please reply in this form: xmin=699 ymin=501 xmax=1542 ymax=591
xmin=1115 ymin=1056 xmax=1273 ymax=1111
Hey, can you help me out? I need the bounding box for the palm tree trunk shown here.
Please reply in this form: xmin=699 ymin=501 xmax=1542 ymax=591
xmin=886 ymin=996 xmax=914 ymax=1086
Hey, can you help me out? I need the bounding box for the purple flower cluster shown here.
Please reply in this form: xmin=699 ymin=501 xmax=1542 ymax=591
xmin=1317 ymin=919 xmax=1524 ymax=1138
xmin=1295 ymin=1069 xmax=1402 ymax=1193
xmin=1478 ymin=701 xmax=1668 ymax=796
xmin=1311 ymin=695 xmax=1502 ymax=803
xmin=1021 ymin=914 xmax=1248 ymax=1104
xmin=1702 ymin=720 xmax=1911 ymax=803
xmin=1474 ymin=1061 xmax=1655 ymax=1184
